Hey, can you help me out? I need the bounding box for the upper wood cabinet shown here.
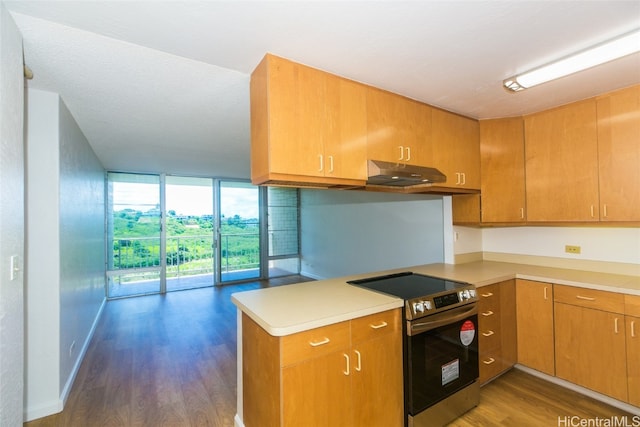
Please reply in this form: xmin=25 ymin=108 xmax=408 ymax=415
xmin=479 ymin=118 xmax=526 ymax=223
xmin=524 ymin=99 xmax=600 ymax=222
xmin=250 ymin=54 xmax=367 ymax=188
xmin=366 ymin=87 xmax=431 ymax=166
xmin=431 ymin=109 xmax=480 ymax=190
xmin=597 ymin=85 xmax=640 ymax=222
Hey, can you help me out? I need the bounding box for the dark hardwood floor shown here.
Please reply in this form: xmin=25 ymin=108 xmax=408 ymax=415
xmin=25 ymin=275 xmax=634 ymax=427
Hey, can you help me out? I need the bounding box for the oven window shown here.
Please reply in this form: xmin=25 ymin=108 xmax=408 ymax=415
xmin=406 ymin=314 xmax=479 ymax=414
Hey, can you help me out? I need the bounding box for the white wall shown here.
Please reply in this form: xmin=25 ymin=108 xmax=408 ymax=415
xmin=0 ymin=4 xmax=25 ymax=425
xmin=300 ymin=189 xmax=445 ymax=279
xmin=25 ymin=89 xmax=105 ymax=421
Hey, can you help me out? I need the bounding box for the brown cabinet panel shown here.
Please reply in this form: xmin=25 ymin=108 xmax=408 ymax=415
xmin=524 ymin=100 xmax=600 ymax=222
xmin=554 ymin=302 xmax=627 ymax=402
xmin=516 ymin=279 xmax=555 ymax=376
xmin=627 ymin=315 xmax=640 ymax=407
xmin=597 ymin=85 xmax=640 ymax=221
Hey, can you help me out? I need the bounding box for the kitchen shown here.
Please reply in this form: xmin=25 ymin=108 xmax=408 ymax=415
xmin=0 ymin=1 xmax=639 ymax=426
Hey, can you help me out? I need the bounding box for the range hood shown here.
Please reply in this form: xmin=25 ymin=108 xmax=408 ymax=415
xmin=367 ymin=160 xmax=447 ymax=187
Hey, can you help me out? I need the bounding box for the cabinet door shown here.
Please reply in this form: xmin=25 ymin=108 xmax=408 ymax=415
xmin=325 ymin=76 xmax=367 ymax=180
xmin=351 ymin=309 xmax=403 ymax=427
xmin=366 ymin=87 xmax=428 ymax=165
xmin=597 ymin=85 xmax=640 ymax=221
xmin=554 ymin=303 xmax=627 ymax=402
xmin=516 ymin=280 xmax=555 ymax=375
xmin=282 ymin=350 xmax=352 ymax=427
xmin=524 ymin=100 xmax=599 ymax=222
xmin=268 ymin=56 xmax=326 ymax=178
xmin=431 ymin=109 xmax=480 ymax=189
xmin=479 ymin=118 xmax=526 ymax=223
xmin=352 ymin=331 xmax=403 ymax=427
xmin=627 ymin=315 xmax=640 ymax=407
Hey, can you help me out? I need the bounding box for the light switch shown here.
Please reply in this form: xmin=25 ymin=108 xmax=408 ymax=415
xmin=10 ymin=255 xmax=20 ymax=281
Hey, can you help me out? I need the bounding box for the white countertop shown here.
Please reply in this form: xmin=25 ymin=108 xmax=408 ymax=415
xmin=231 ymin=260 xmax=640 ymax=337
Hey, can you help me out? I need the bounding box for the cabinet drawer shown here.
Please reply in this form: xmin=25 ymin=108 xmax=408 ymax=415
xmin=281 ymin=321 xmax=351 ymax=367
xmin=479 ymin=349 xmax=503 ymax=383
xmin=554 ymin=285 xmax=624 ymax=314
xmin=478 ymin=285 xmax=500 ymax=307
xmin=351 ymin=309 xmax=400 ymax=343
xmin=479 ymin=325 xmax=501 ymax=352
xmin=626 ymin=294 xmax=640 ymax=317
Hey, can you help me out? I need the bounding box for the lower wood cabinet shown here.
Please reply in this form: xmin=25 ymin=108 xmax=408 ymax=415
xmin=242 ymin=308 xmax=403 ymax=427
xmin=554 ymin=285 xmax=628 ymax=402
xmin=477 ymin=280 xmax=516 ymax=384
xmin=626 ymin=295 xmax=640 ymax=407
xmin=515 ymin=279 xmax=555 ymax=375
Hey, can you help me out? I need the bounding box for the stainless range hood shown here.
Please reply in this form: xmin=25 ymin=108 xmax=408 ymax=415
xmin=366 ymin=160 xmax=447 ymax=187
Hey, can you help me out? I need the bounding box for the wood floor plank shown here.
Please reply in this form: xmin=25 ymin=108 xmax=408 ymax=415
xmin=24 ymin=275 xmax=636 ymax=426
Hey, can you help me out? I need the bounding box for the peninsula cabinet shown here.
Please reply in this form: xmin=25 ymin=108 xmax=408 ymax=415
xmin=524 ymin=99 xmax=600 ymax=222
xmin=515 ymin=279 xmax=555 ymax=376
xmin=477 ymin=280 xmax=516 ymax=384
xmin=242 ymin=309 xmax=403 ymax=427
xmin=597 ymin=84 xmax=640 ymax=222
xmin=250 ymin=54 xmax=367 ymax=188
xmin=554 ymin=285 xmax=627 ymax=402
xmin=366 ymin=87 xmax=431 ymax=166
xmin=430 ymin=108 xmax=480 ymax=190
xmin=626 ymin=294 xmax=640 ymax=407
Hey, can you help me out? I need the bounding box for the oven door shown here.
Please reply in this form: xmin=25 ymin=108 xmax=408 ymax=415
xmin=406 ymin=304 xmax=479 ymax=416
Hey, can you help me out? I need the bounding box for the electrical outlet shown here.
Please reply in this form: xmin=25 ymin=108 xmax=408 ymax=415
xmin=565 ymin=245 xmax=581 ymax=254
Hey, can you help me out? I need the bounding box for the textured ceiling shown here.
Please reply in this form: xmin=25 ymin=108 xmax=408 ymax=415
xmin=6 ymin=1 xmax=640 ymax=178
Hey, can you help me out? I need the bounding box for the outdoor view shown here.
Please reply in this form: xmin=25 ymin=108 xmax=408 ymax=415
xmin=107 ymin=174 xmax=261 ymax=297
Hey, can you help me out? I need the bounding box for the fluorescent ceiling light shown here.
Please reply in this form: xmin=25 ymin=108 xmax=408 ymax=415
xmin=504 ymin=29 xmax=640 ymax=92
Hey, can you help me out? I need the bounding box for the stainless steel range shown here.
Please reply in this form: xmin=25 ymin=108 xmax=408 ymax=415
xmin=348 ymin=272 xmax=479 ymax=427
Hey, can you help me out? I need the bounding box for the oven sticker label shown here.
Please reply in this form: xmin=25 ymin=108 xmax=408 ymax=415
xmin=442 ymin=359 xmax=460 ymax=385
xmin=460 ymin=320 xmax=476 ymax=346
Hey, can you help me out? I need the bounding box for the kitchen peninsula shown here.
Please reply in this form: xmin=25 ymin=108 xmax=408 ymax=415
xmin=232 ymin=260 xmax=640 ymax=427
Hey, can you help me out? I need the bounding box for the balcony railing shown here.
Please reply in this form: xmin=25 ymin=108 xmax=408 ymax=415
xmin=110 ymin=232 xmax=259 ymax=278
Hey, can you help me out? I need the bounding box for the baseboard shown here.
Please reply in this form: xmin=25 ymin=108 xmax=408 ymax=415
xmin=514 ymin=365 xmax=640 ymax=416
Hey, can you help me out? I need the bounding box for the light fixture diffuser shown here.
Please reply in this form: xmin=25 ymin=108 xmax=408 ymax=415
xmin=504 ymin=29 xmax=640 ymax=92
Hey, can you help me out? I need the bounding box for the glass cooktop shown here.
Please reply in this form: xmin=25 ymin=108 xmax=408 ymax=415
xmin=347 ymin=271 xmax=468 ymax=300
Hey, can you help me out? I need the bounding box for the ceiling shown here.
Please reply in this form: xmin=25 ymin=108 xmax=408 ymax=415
xmin=5 ymin=1 xmax=640 ymax=179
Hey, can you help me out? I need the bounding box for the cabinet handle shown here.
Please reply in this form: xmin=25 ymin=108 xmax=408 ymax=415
xmin=370 ymin=321 xmax=388 ymax=329
xmin=455 ymin=172 xmax=460 ymax=185
xmin=405 ymin=146 xmax=411 ymax=162
xmin=343 ymin=353 xmax=350 ymax=375
xmin=481 ymin=311 xmax=494 ymax=317
xmin=354 ymin=350 xmax=362 ymax=372
xmin=482 ymin=357 xmax=496 ymax=365
xmin=328 ymin=155 xmax=334 ymax=173
xmin=520 ymin=207 xmax=525 ymax=219
xmin=590 ymin=205 xmax=595 ymax=218
xmin=318 ymin=154 xmax=323 ymax=172
xmin=309 ymin=337 xmax=330 ymax=347
xmin=543 ymin=287 xmax=548 ymax=300
xmin=632 ymin=321 xmax=636 ymax=338
xmin=398 ymin=146 xmax=404 ymax=161
xmin=576 ymin=295 xmax=595 ymax=301
xmin=461 ymin=173 xmax=466 ymax=186
xmin=482 ymin=330 xmax=495 ymax=337
xmin=603 ymin=204 xmax=608 ymax=218
xmin=481 ymin=292 xmax=493 ymax=298
xmin=614 ymin=318 xmax=619 ymax=334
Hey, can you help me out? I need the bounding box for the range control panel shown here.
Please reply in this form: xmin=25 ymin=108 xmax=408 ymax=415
xmin=407 ymin=287 xmax=477 ymax=320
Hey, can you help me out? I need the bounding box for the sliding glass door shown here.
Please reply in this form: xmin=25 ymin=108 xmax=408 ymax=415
xmin=165 ymin=176 xmax=215 ymax=291
xmin=218 ymin=181 xmax=260 ymax=283
xmin=107 ymin=173 xmax=162 ymax=298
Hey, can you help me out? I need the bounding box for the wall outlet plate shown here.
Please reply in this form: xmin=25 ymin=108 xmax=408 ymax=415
xmin=565 ymin=245 xmax=581 ymax=254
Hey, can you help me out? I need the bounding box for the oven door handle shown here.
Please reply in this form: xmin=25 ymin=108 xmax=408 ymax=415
xmin=408 ymin=304 xmax=477 ymax=336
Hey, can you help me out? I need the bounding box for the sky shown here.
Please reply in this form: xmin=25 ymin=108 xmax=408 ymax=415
xmin=112 ymin=180 xmax=259 ymax=219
